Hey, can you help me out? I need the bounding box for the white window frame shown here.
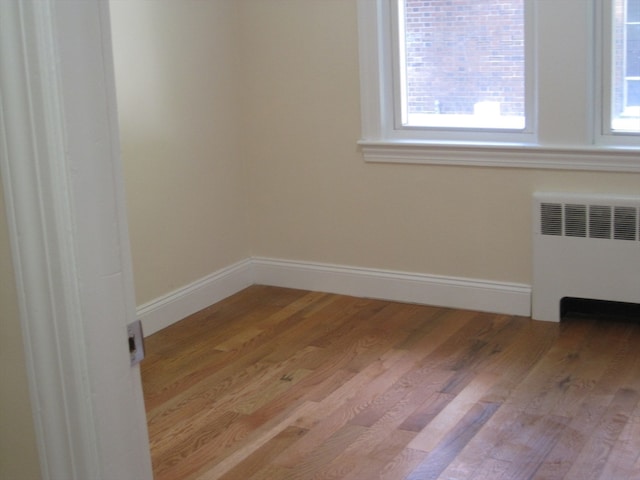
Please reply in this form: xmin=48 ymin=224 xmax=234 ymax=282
xmin=358 ymin=0 xmax=640 ymax=172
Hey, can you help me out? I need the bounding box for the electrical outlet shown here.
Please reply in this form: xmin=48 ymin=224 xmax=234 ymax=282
xmin=128 ymin=320 xmax=145 ymax=366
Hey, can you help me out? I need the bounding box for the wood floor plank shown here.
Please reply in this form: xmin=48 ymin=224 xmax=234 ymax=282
xmin=408 ymin=372 xmax=500 ymax=452
xmin=398 ymin=390 xmax=456 ymax=433
xmin=140 ymin=286 xmax=640 ymax=480
xmin=531 ymin=403 xmax=608 ymax=480
xmin=215 ymin=425 xmax=306 ymax=480
xmin=143 ymin=289 xmax=318 ymax=404
xmin=549 ymin=321 xmax=634 ymax=418
xmin=405 ymin=401 xmax=500 ymax=480
xmin=273 ymin=348 xmax=417 ymax=468
xmin=597 ymin=411 xmax=640 ymax=480
xmin=194 ymin=401 xmax=317 ymax=480
xmin=480 ymin=319 xmax=559 ymax=405
xmin=563 ymin=387 xmax=640 ymax=480
xmin=282 ymin=424 xmax=369 ymax=480
xmin=465 ymin=413 xmax=568 ymax=480
xmin=349 ymin=366 xmax=455 ymax=429
xmin=436 ymin=404 xmax=524 ymax=480
xmin=379 ymin=447 xmax=429 ymax=480
xmin=145 ymin=295 xmax=365 ymax=436
xmin=468 ymin=457 xmax=513 ymax=480
xmin=320 ymin=378 xmax=444 ymax=476
xmin=535 ymin=323 xmax=640 ymax=480
xmin=152 ymin=410 xmax=245 ymax=480
xmin=246 ymin=464 xmax=293 ymax=480
xmin=367 ymin=428 xmax=418 ymax=465
xmin=486 ymin=412 xmax=568 ymax=465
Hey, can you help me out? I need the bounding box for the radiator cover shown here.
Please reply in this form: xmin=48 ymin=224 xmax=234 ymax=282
xmin=532 ymin=192 xmax=640 ymax=322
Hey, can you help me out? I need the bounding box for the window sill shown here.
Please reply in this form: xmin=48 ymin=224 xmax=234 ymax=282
xmin=358 ymin=140 xmax=640 ymax=173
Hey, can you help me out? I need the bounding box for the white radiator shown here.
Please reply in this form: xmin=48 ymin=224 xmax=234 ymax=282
xmin=532 ymin=192 xmax=640 ymax=322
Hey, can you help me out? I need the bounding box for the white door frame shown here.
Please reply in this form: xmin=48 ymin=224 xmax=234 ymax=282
xmin=0 ymin=1 xmax=152 ymax=479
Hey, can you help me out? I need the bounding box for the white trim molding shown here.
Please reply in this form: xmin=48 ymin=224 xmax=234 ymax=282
xmin=138 ymin=259 xmax=253 ymax=336
xmin=359 ymin=141 xmax=640 ymax=173
xmin=252 ymin=257 xmax=531 ymax=317
xmin=138 ymin=258 xmax=532 ymax=336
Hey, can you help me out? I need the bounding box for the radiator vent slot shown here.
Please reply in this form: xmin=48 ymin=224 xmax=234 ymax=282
xmin=590 ymin=205 xmax=612 ymax=239
xmin=540 ymin=203 xmax=562 ymax=236
xmin=565 ymin=204 xmax=586 ymax=237
xmin=615 ymin=207 xmax=637 ymax=241
xmin=539 ymin=199 xmax=639 ymax=241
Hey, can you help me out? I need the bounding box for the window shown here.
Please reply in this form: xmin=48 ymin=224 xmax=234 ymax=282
xmin=358 ymin=0 xmax=640 ymax=171
xmin=398 ymin=0 xmax=527 ymax=131
xmin=610 ymin=0 xmax=640 ymax=133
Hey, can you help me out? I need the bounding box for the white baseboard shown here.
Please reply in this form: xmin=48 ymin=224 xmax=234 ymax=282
xmin=252 ymin=257 xmax=531 ymax=317
xmin=138 ymin=256 xmax=532 ymax=336
xmin=137 ymin=259 xmax=253 ymax=336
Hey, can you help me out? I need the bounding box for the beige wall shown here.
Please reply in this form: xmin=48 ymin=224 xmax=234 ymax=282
xmin=110 ymin=0 xmax=250 ymax=305
xmin=0 ymin=180 xmax=41 ymax=480
xmin=241 ymin=0 xmax=640 ymax=285
xmin=113 ymin=0 xmax=639 ymax=305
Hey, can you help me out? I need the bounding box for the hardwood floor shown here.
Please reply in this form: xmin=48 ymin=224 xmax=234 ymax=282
xmin=141 ymin=285 xmax=640 ymax=480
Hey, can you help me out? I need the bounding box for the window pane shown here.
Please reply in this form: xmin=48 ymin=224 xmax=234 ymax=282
xmin=628 ymin=0 xmax=640 ymax=22
xmin=399 ymin=0 xmax=526 ymax=130
xmin=611 ymin=0 xmax=640 ymax=132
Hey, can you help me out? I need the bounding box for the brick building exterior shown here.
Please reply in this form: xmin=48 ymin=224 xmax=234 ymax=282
xmin=403 ymin=0 xmax=525 ymax=117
